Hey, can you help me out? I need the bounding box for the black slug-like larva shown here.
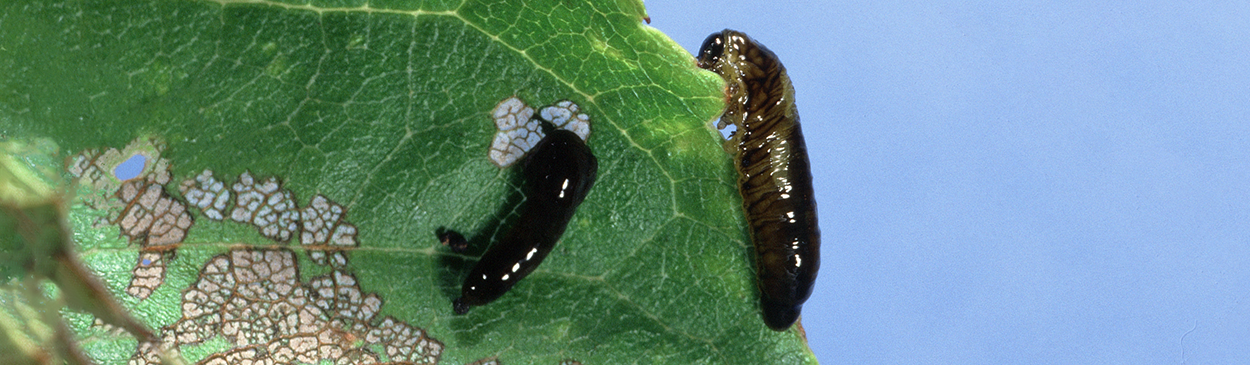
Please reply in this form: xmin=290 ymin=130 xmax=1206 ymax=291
xmin=453 ymin=129 xmax=598 ymax=315
xmin=697 ymin=29 xmax=820 ymax=331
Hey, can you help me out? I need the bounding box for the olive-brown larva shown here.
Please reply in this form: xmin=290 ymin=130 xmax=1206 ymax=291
xmin=697 ymin=29 xmax=820 ymax=331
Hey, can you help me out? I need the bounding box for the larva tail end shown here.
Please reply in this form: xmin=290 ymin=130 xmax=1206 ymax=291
xmin=761 ymin=299 xmax=801 ymax=331
xmin=436 ymin=228 xmax=469 ymax=253
xmin=453 ymin=298 xmax=471 ymax=315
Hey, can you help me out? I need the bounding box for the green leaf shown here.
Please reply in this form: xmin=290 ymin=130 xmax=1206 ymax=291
xmin=1 ymin=0 xmax=818 ymax=363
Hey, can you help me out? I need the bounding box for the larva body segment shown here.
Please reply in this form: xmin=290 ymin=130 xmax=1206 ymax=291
xmin=453 ymin=129 xmax=598 ymax=315
xmin=697 ymin=29 xmax=820 ymax=331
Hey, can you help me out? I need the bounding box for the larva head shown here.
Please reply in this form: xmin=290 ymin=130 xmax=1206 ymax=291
xmin=522 ymin=129 xmax=598 ymax=208
xmin=698 ymin=29 xmax=754 ymax=71
xmin=696 ymin=30 xmax=727 ymax=70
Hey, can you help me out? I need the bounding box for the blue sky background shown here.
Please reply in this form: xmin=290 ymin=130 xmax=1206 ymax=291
xmin=646 ymin=1 xmax=1250 ymax=363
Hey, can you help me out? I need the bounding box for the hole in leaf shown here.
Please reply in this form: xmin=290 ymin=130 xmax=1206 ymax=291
xmin=713 ymin=118 xmax=737 ymax=140
xmin=113 ymin=154 xmax=146 ymax=181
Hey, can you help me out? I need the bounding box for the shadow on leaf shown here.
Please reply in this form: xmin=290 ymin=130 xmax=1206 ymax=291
xmin=434 ymin=169 xmax=527 ymax=343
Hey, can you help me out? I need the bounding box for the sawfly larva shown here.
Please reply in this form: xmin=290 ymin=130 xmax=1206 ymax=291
xmin=453 ymin=129 xmax=598 ymax=315
xmin=698 ymin=29 xmax=820 ymax=331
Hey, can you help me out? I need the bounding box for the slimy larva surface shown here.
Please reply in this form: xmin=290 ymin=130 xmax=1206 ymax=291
xmin=697 ymin=29 xmax=820 ymax=331
xmin=454 ymin=129 xmax=599 ymax=315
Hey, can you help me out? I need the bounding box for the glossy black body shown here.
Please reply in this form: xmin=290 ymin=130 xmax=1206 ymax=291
xmin=453 ymin=130 xmax=598 ymax=315
xmin=698 ymin=29 xmax=820 ymax=331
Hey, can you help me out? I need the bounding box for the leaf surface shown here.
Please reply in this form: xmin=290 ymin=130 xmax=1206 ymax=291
xmin=0 ymin=0 xmax=818 ymax=363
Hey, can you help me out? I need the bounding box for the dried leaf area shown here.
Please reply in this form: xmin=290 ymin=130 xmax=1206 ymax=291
xmin=68 ymin=137 xmax=362 ymax=302
xmin=180 ymin=170 xmax=230 ymax=221
xmin=488 ymin=97 xmax=592 ymax=167
xmin=180 ymin=170 xmax=359 ymax=266
xmin=488 ymin=97 xmax=543 ymax=168
xmin=538 ymin=100 xmax=591 ymax=141
xmin=126 ymin=251 xmax=167 ymax=300
xmin=69 ymin=140 xmax=192 ymax=250
xmin=68 ymin=139 xmax=191 ymax=300
xmin=227 ymin=171 xmax=300 ymax=242
xmin=299 ymin=195 xmax=358 ymax=266
xmin=130 ymin=249 xmax=443 ymax=365
xmin=63 ymin=138 xmax=436 ymax=364
xmin=116 ymin=174 xmax=194 ymax=248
